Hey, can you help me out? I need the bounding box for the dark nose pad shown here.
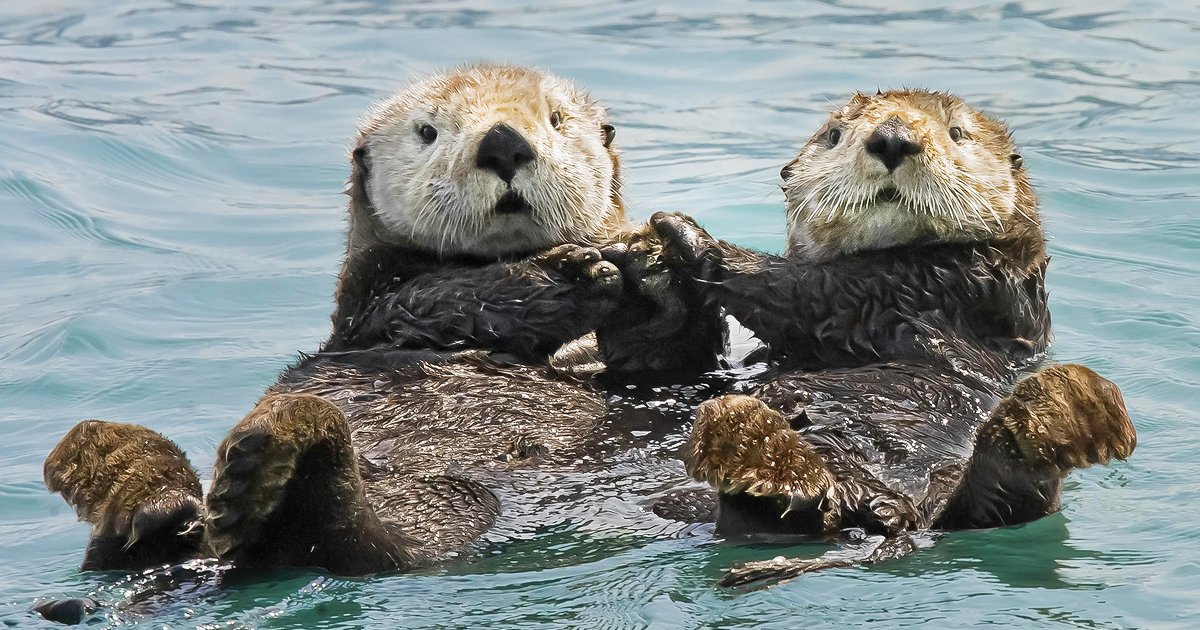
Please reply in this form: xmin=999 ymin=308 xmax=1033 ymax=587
xmin=865 ymin=123 xmax=922 ymax=172
xmin=476 ymin=123 xmax=535 ymax=184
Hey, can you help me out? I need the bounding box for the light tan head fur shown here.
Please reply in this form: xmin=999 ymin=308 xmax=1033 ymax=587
xmin=346 ymin=64 xmax=625 ymax=259
xmin=781 ymin=90 xmax=1041 ymax=264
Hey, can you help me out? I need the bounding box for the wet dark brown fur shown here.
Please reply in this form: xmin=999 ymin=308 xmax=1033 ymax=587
xmin=43 ymin=66 xmax=725 ymax=577
xmin=642 ymin=90 xmax=1136 ymax=587
xmin=198 ymin=222 xmax=724 ymax=574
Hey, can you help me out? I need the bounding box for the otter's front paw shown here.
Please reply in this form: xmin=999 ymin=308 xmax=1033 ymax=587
xmin=981 ymin=364 xmax=1135 ymax=472
xmin=598 ymin=224 xmax=692 ymax=334
xmin=688 ymin=395 xmax=833 ymax=504
xmin=534 ymin=244 xmax=622 ymax=297
xmin=594 ymin=224 xmax=728 ymax=376
xmin=44 ymin=420 xmax=205 ymax=570
xmin=648 ymin=211 xmax=722 ymax=275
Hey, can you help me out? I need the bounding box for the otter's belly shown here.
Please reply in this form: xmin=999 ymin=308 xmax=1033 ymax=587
xmin=272 ymin=351 xmax=607 ymax=477
xmin=756 ymin=362 xmax=1000 ymax=501
xmin=271 ymin=349 xmax=720 ymax=550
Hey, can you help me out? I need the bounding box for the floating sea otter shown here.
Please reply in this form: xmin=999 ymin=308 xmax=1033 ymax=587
xmin=43 ymin=64 xmax=724 ymax=578
xmin=640 ymin=89 xmax=1136 ymax=587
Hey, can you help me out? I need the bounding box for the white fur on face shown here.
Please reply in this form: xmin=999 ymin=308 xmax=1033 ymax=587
xmin=782 ymin=92 xmax=1020 ymax=260
xmin=356 ymin=65 xmax=618 ymax=257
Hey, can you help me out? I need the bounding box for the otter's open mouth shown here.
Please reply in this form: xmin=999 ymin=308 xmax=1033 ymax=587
xmin=874 ymin=186 xmax=902 ymax=203
xmin=494 ymin=190 xmax=533 ymax=215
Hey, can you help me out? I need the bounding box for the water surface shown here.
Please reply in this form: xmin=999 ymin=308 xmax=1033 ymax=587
xmin=1 ymin=1 xmax=1197 ymax=627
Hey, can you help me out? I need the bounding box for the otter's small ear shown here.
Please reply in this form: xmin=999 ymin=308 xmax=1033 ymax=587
xmin=601 ymin=124 xmax=616 ymax=149
xmin=1009 ymin=153 xmax=1023 ymax=170
xmin=352 ymin=144 xmax=370 ymax=173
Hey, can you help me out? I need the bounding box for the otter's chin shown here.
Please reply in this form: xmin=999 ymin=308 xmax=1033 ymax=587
xmin=459 ymin=215 xmax=564 ymax=258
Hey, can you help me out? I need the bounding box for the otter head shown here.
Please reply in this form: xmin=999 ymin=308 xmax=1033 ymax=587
xmin=347 ymin=64 xmax=624 ymax=259
xmin=781 ymin=90 xmax=1040 ymax=262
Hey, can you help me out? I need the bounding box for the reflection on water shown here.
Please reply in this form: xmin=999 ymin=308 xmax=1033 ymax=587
xmin=2 ymin=1 xmax=1198 ymax=627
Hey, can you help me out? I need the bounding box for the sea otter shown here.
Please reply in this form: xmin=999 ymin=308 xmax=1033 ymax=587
xmin=43 ymin=64 xmax=724 ymax=578
xmin=637 ymin=90 xmax=1136 ymax=587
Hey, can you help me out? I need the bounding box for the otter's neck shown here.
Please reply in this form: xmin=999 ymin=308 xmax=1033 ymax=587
xmin=332 ymin=176 xmax=629 ymax=338
xmin=331 ymin=190 xmax=389 ymax=336
xmin=331 ymin=197 xmax=500 ymax=344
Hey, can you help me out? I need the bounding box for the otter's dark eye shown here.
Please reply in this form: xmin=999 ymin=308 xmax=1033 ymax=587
xmin=827 ymin=127 xmax=842 ymax=147
xmin=949 ymin=126 xmax=963 ymax=143
xmin=550 ymin=111 xmax=562 ymax=129
xmin=418 ymin=124 xmax=438 ymax=144
xmin=601 ymin=123 xmax=615 ymax=148
xmin=1010 ymin=153 xmax=1024 ymax=169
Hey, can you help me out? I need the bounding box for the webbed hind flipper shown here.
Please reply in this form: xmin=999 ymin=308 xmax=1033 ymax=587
xmin=45 ymin=420 xmax=205 ymax=571
xmin=687 ymin=395 xmax=837 ymax=535
xmin=717 ymin=531 xmax=921 ymax=590
xmin=936 ymin=364 xmax=1136 ymax=529
xmin=205 ymin=393 xmax=417 ymax=575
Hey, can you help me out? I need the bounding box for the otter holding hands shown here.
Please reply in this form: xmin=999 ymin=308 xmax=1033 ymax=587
xmin=41 ymin=76 xmax=1135 ymax=594
xmin=637 ymin=90 xmax=1136 ymax=587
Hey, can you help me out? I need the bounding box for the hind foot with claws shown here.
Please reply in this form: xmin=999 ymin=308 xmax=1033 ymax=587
xmin=45 ymin=420 xmax=205 ymax=570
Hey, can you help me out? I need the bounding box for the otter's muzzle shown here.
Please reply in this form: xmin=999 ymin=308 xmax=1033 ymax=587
xmin=476 ymin=122 xmax=535 ymax=184
xmin=865 ymin=118 xmax=922 ymax=172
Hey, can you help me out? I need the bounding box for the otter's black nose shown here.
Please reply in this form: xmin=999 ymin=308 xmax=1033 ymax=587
xmin=865 ymin=122 xmax=922 ymax=172
xmin=476 ymin=123 xmax=535 ymax=184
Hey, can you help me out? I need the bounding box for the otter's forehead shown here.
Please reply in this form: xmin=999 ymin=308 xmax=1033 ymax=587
xmin=360 ymin=65 xmax=602 ymax=134
xmin=842 ymin=90 xmax=961 ymax=123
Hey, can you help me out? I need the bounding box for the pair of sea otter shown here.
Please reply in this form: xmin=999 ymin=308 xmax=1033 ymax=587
xmin=43 ymin=64 xmax=1135 ymax=594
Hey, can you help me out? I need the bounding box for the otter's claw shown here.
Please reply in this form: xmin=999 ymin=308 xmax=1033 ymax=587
xmin=536 ymin=244 xmax=622 ymax=294
xmin=595 ymin=224 xmax=728 ymax=376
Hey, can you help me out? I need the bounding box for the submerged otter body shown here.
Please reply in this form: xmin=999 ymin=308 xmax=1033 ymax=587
xmin=44 ymin=64 xmax=725 ymax=580
xmin=645 ymin=90 xmax=1134 ymax=587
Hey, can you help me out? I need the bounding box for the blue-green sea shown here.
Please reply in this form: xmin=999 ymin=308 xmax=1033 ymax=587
xmin=1 ymin=1 xmax=1197 ymax=627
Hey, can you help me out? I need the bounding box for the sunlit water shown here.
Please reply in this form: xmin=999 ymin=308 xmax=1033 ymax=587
xmin=1 ymin=1 xmax=1197 ymax=627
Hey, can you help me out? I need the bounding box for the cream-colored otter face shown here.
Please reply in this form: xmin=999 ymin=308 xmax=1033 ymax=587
xmin=781 ymin=90 xmax=1037 ymax=260
xmin=352 ymin=64 xmax=623 ymax=257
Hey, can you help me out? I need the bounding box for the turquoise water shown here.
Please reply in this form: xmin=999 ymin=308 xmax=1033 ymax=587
xmin=1 ymin=1 xmax=1197 ymax=627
